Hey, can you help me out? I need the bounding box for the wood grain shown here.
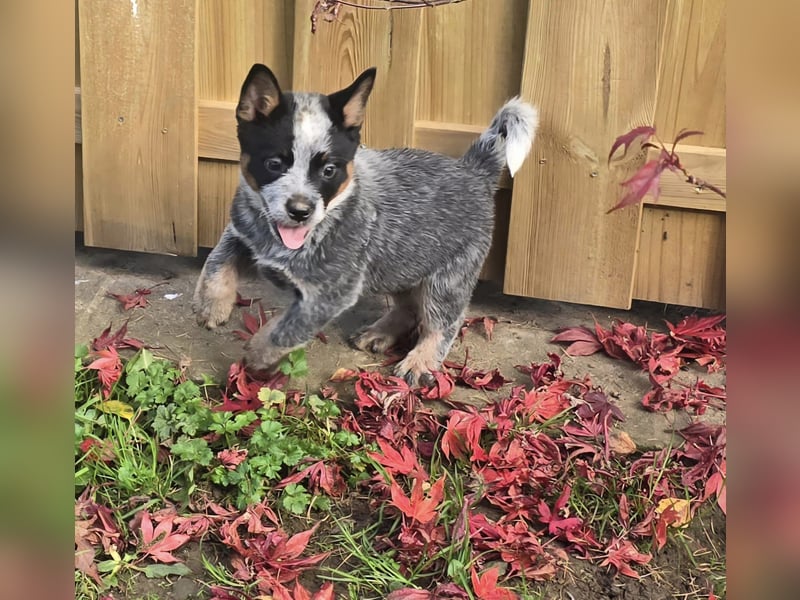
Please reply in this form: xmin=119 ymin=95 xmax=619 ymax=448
xmin=645 ymin=144 xmax=726 ymax=212
xmin=78 ymin=0 xmax=197 ymax=255
xmin=198 ymin=160 xmax=240 ymax=248
xmin=634 ymin=207 xmax=725 ymax=309
xmin=292 ymin=0 xmax=422 ymax=149
xmin=655 ymin=0 xmax=726 ymax=147
xmin=504 ymin=0 xmax=666 ymax=308
xmin=415 ymin=0 xmax=528 ymax=125
xmin=197 ymin=0 xmax=294 ymax=101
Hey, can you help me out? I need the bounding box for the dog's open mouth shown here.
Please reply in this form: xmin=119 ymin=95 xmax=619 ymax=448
xmin=276 ymin=224 xmax=310 ymax=250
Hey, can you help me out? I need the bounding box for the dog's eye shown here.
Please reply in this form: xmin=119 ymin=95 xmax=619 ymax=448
xmin=264 ymin=157 xmax=284 ymax=174
xmin=321 ymin=163 xmax=338 ymax=179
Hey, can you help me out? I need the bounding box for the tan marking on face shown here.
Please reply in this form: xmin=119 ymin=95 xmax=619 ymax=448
xmin=240 ymin=153 xmax=260 ymax=192
xmin=326 ymin=161 xmax=354 ymax=208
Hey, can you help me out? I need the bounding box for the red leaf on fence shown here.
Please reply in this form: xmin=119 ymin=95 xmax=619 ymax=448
xmin=607 ymin=158 xmax=667 ymax=213
xmin=608 ymin=126 xmax=656 ymax=162
xmin=672 ymin=128 xmax=704 ymax=148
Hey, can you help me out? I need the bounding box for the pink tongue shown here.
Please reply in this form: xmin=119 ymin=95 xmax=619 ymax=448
xmin=277 ymin=225 xmax=310 ymax=250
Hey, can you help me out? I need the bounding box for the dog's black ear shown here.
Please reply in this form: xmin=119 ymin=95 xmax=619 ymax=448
xmin=237 ymin=64 xmax=282 ymax=122
xmin=327 ymin=68 xmax=376 ymax=129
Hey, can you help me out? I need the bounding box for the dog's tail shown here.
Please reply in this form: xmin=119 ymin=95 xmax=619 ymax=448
xmin=460 ymin=97 xmax=539 ymax=180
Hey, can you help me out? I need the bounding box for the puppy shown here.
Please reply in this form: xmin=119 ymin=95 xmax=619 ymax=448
xmin=193 ymin=64 xmax=538 ymax=386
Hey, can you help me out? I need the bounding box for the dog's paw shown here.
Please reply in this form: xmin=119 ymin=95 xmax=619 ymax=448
xmin=192 ymin=294 xmax=234 ymax=329
xmin=394 ymin=355 xmax=437 ymax=389
xmin=351 ymin=327 xmax=397 ymax=354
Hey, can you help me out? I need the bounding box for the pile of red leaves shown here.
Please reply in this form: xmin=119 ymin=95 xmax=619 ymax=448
xmin=77 ymin=314 xmax=726 ymax=598
xmin=552 ymin=315 xmax=726 ymax=413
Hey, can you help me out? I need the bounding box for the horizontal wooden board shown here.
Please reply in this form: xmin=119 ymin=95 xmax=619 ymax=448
xmin=644 ymin=144 xmax=726 ymax=212
xmin=634 ymin=206 xmax=725 ymax=309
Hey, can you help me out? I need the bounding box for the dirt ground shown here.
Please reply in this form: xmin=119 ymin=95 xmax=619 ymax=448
xmin=74 ymin=241 xmax=726 ymax=599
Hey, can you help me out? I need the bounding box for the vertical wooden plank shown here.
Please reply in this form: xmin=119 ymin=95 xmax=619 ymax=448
xmin=655 ymin=0 xmax=726 ymax=147
xmin=634 ymin=208 xmax=725 ymax=309
xmin=75 ymin=145 xmax=83 ymax=232
xmin=197 ymin=0 xmax=295 ymax=247
xmin=197 ymin=0 xmax=294 ymax=101
xmin=79 ymin=0 xmax=197 ymax=255
xmin=504 ymin=0 xmax=666 ymax=309
xmin=415 ymin=0 xmax=528 ymax=125
xmin=292 ymin=0 xmax=422 ymax=149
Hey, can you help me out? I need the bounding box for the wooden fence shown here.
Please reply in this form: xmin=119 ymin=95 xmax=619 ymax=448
xmin=76 ymin=0 xmax=726 ymax=309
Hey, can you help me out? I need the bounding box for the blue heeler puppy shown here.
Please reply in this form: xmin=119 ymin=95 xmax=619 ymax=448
xmin=193 ymin=64 xmax=538 ymax=387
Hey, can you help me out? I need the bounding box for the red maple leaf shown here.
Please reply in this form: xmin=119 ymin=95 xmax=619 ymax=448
xmin=441 ymin=408 xmax=489 ymax=462
xmin=216 ymin=360 xmax=287 ymax=412
xmin=138 ymin=511 xmax=191 ymax=563
xmin=216 ymin=447 xmax=248 ymax=470
xmin=91 ymin=321 xmax=147 ymax=352
xmin=608 ymin=126 xmax=656 ymax=162
xmin=460 ymin=316 xmax=498 ymax=341
xmin=235 ymin=291 xmax=261 ymax=306
xmin=106 ymin=286 xmax=158 ymax=310
xmin=600 ymin=537 xmax=652 ymax=578
xmin=369 ymin=438 xmax=427 ymax=480
xmin=291 ymin=581 xmax=335 ymax=600
xmin=470 ymin=566 xmax=518 ymax=600
xmin=607 ymin=158 xmax=667 ymax=213
xmin=234 ymin=302 xmax=269 ymax=340
xmin=389 ymin=476 xmax=445 ymax=524
xmin=279 ymin=460 xmax=346 ymax=497
xmin=550 ymin=326 xmax=603 ymax=356
xmin=87 ymin=347 xmax=123 ymax=397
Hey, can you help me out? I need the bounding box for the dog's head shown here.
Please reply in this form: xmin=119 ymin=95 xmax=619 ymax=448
xmin=235 ymin=64 xmax=376 ymax=250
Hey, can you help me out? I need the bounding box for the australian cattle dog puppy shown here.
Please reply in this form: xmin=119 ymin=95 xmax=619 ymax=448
xmin=194 ymin=64 xmax=538 ymax=386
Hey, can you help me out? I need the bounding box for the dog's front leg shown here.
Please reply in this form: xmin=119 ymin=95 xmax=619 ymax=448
xmin=193 ymin=225 xmax=249 ymax=329
xmin=244 ymin=286 xmax=360 ymax=373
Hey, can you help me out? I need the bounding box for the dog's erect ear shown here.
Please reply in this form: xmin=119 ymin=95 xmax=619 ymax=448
xmin=237 ymin=64 xmax=282 ymax=122
xmin=327 ymin=68 xmax=377 ymax=129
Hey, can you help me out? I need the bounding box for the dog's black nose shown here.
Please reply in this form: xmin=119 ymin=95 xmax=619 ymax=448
xmin=286 ymin=196 xmax=312 ymax=222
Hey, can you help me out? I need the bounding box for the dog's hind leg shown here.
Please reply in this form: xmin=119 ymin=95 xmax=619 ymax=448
xmin=352 ymin=290 xmax=419 ymax=354
xmin=395 ymin=267 xmax=478 ymax=387
xmin=193 ymin=225 xmax=250 ymax=329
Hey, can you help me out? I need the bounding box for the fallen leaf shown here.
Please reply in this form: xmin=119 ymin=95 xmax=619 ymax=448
xmin=655 ymin=497 xmax=691 ymax=528
xmin=389 ymin=476 xmax=445 ymax=524
xmin=106 ymin=286 xmax=156 ymax=310
xmin=470 ymin=566 xmax=518 ymax=600
xmin=138 ymin=511 xmax=191 ymax=564
xmin=87 ymin=348 xmax=123 ymax=397
xmin=608 ymin=430 xmax=637 ymax=456
xmin=551 ymin=326 xmax=603 ymax=356
xmin=329 ymin=367 xmax=359 ymax=382
xmin=98 ymin=400 xmax=134 ymax=421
